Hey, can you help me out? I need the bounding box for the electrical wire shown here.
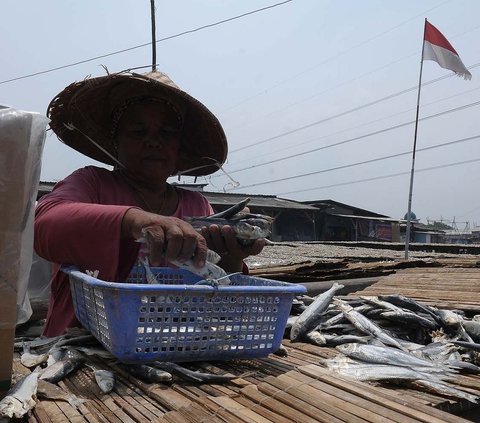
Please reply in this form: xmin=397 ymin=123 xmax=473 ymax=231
xmin=229 ymin=62 xmax=480 ymax=155
xmin=229 ymin=133 xmax=480 ymax=191
xmin=221 ymin=83 xmax=480 ymax=171
xmin=276 ymin=156 xmax=480 ymax=196
xmin=0 ymin=0 xmax=293 ymax=85
xmin=222 ymin=98 xmax=480 ymax=185
xmin=220 ymin=0 xmax=452 ymax=115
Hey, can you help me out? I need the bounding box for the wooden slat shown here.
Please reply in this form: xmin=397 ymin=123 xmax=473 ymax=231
xmin=241 ymin=384 xmax=325 ymax=423
xmin=299 ymin=364 xmax=473 ymax=423
xmin=274 ymin=371 xmax=410 ymax=423
xmin=257 ymin=375 xmax=364 ymax=423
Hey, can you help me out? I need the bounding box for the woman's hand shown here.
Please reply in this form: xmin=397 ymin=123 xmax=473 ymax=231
xmin=122 ymin=208 xmax=207 ymax=267
xmin=201 ymin=224 xmax=266 ymax=272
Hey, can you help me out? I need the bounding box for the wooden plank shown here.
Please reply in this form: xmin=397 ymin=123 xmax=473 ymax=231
xmin=195 ymin=396 xmax=251 ymax=423
xmin=257 ymin=375 xmax=365 ymax=423
xmin=113 ymin=383 xmax=166 ymax=418
xmin=162 ymin=411 xmax=191 ymax=423
xmin=180 ymin=402 xmax=229 ymax=423
xmin=112 ymin=394 xmax=153 ymax=423
xmin=234 ymin=395 xmax=293 ymax=423
xmin=55 ymin=400 xmax=89 ymax=423
xmin=33 ymin=403 xmax=54 ymax=423
xmin=299 ymin=364 xmax=472 ymax=423
xmin=277 ymin=370 xmax=418 ymax=423
xmin=240 ymin=384 xmax=324 ymax=423
xmin=208 ymin=396 xmax=274 ymax=423
xmin=39 ymin=401 xmax=73 ymax=423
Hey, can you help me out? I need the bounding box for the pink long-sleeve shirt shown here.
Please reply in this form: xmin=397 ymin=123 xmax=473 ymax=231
xmin=35 ymin=166 xmax=213 ymax=336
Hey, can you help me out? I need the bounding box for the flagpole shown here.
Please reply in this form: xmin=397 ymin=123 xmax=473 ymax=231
xmin=405 ymin=18 xmax=427 ymax=260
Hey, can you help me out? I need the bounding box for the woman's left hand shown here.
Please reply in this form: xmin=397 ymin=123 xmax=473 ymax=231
xmin=201 ymin=224 xmax=266 ymax=272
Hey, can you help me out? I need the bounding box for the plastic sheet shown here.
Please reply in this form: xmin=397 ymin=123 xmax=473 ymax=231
xmin=0 ymin=107 xmax=47 ymax=391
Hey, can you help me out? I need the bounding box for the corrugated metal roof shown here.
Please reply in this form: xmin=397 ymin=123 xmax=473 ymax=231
xmin=197 ymin=191 xmax=318 ymax=210
xmin=331 ymin=213 xmax=403 ymax=222
xmin=37 ymin=181 xmax=317 ymax=211
xmin=304 ymin=199 xmax=389 ymax=218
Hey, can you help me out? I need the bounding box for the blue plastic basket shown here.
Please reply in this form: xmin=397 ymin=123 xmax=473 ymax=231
xmin=63 ymin=265 xmax=306 ymax=363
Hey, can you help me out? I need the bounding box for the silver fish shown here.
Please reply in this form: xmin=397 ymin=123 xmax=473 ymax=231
xmin=379 ymin=310 xmax=439 ymax=331
xmin=359 ymin=296 xmax=405 ymax=312
xmin=334 ymin=299 xmax=408 ymax=351
xmin=378 ymin=295 xmax=441 ymax=324
xmin=121 ymin=364 xmax=173 ymax=384
xmin=446 ymin=359 xmax=480 ymax=374
xmin=319 ymin=304 xmax=371 ymax=330
xmin=153 ymin=362 xmax=244 ymax=383
xmin=451 ymin=340 xmax=480 ymax=352
xmin=323 ymin=334 xmax=372 ymax=346
xmin=186 ymin=216 xmax=272 ymax=240
xmin=304 ymin=331 xmax=327 ymax=346
xmin=86 ymin=365 xmax=115 ymax=394
xmin=47 ymin=346 xmax=67 ymax=367
xmin=207 ymin=198 xmax=251 ymax=219
xmin=0 ymin=371 xmax=38 ymax=419
xmin=413 ymin=342 xmax=457 ymax=361
xmin=40 ymin=349 xmax=85 ymax=383
xmin=336 ymin=343 xmax=448 ymax=370
xmin=290 ymin=283 xmax=344 ymax=341
xmin=331 ymin=364 xmax=431 ymax=381
xmin=412 ymin=379 xmax=479 ymax=403
xmin=463 ymin=320 xmax=480 ymax=342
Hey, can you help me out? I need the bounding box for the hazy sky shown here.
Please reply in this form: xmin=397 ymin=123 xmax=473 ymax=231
xmin=2 ymin=0 xmax=480 ymax=227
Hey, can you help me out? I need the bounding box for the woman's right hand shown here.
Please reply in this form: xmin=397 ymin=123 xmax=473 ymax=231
xmin=122 ymin=208 xmax=207 ymax=268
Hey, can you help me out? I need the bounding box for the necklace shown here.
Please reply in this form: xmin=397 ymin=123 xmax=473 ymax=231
xmin=120 ymin=172 xmax=171 ymax=215
xmin=135 ymin=186 xmax=169 ymax=215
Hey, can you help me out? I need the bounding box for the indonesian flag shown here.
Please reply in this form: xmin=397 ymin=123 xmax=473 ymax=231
xmin=423 ymin=21 xmax=472 ymax=80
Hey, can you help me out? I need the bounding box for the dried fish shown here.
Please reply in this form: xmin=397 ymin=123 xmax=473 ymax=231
xmin=290 ymin=283 xmax=344 ymax=341
xmin=86 ymin=364 xmax=115 ymax=394
xmin=336 ymin=343 xmax=450 ymax=370
xmin=37 ymin=379 xmax=86 ymax=408
xmin=334 ymin=299 xmax=408 ymax=351
xmin=20 ymin=343 xmax=49 ymax=368
xmin=207 ymin=198 xmax=251 ymax=219
xmin=412 ymin=379 xmax=479 ymax=403
xmin=120 ymin=364 xmax=173 ymax=384
xmin=153 ymin=361 xmax=243 ymax=383
xmin=331 ymin=364 xmax=431 ymax=382
xmin=0 ymin=371 xmax=38 ymax=419
xmin=379 ymin=310 xmax=439 ymax=331
xmin=187 ymin=216 xmax=271 ymax=240
xmin=39 ymin=348 xmax=85 ymax=383
xmin=463 ymin=320 xmax=480 ymax=342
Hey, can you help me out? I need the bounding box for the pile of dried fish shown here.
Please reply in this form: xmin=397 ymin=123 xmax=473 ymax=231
xmin=287 ymin=290 xmax=480 ymax=403
xmin=2 ymin=327 xmax=248 ymax=419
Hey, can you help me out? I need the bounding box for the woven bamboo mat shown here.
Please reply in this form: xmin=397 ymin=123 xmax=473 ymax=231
xmin=349 ymin=267 xmax=480 ymax=312
xmin=17 ymin=340 xmax=478 ymax=423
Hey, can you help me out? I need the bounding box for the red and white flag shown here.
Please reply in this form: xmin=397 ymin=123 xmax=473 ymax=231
xmin=423 ymin=21 xmax=472 ymax=80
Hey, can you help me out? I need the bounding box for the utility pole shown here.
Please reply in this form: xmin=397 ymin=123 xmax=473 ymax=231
xmin=150 ymin=0 xmax=157 ymax=72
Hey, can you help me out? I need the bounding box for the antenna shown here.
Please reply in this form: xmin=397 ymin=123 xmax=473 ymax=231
xmin=150 ymin=0 xmax=157 ymax=72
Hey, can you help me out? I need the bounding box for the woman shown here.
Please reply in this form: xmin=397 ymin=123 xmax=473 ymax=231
xmin=35 ymin=71 xmax=265 ymax=336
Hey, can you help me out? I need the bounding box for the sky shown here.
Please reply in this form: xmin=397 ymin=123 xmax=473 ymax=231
xmin=2 ymin=0 xmax=480 ymax=227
